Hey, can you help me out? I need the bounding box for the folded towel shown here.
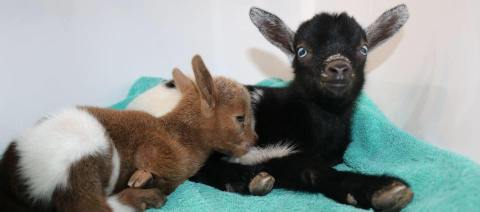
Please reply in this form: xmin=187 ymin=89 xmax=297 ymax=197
xmin=111 ymin=77 xmax=480 ymax=212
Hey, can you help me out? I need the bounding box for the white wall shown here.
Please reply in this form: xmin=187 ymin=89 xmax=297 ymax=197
xmin=1 ymin=0 xmax=479 ymax=162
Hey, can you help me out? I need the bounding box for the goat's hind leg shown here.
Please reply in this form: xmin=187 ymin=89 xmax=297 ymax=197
xmin=54 ymin=186 xmax=165 ymax=212
xmin=262 ymin=154 xmax=413 ymax=211
xmin=53 ymin=188 xmax=113 ymax=212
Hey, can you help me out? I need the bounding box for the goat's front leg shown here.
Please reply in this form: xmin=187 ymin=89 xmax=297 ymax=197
xmin=190 ymin=153 xmax=270 ymax=195
xmin=261 ymin=153 xmax=414 ymax=211
xmin=131 ymin=143 xmax=186 ymax=195
xmin=129 ymin=154 xmax=275 ymax=196
xmin=193 ymin=152 xmax=413 ymax=211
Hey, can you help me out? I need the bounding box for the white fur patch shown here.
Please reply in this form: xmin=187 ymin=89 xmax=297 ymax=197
xmin=15 ymin=108 xmax=110 ymax=202
xmin=105 ymin=145 xmax=121 ymax=195
xmin=226 ymin=142 xmax=298 ymax=165
xmin=251 ymin=88 xmax=264 ymax=105
xmin=107 ymin=195 xmax=135 ymax=212
xmin=127 ymin=83 xmax=182 ymax=118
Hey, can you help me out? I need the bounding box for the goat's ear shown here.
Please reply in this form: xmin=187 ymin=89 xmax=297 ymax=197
xmin=366 ymin=4 xmax=409 ymax=50
xmin=172 ymin=68 xmax=194 ymax=94
xmin=250 ymin=7 xmax=295 ymax=60
xmin=191 ymin=55 xmax=216 ymax=114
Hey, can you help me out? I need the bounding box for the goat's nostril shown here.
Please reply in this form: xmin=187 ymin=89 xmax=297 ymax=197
xmin=329 ymin=65 xmax=349 ymax=74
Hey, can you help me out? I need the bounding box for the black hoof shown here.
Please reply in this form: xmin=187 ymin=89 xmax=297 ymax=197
xmin=248 ymin=172 xmax=275 ymax=196
xmin=371 ymin=181 xmax=413 ymax=212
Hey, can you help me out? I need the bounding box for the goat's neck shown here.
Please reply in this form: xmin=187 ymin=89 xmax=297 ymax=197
xmin=289 ymin=81 xmax=355 ymax=114
xmin=157 ymin=98 xmax=213 ymax=163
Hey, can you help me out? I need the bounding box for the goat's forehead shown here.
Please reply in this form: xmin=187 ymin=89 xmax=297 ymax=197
xmin=213 ymin=77 xmax=250 ymax=104
xmin=296 ymin=13 xmax=365 ymax=46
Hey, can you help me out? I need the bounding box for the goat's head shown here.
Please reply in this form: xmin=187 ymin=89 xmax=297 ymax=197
xmin=250 ymin=5 xmax=409 ymax=99
xmin=172 ymin=55 xmax=257 ymax=157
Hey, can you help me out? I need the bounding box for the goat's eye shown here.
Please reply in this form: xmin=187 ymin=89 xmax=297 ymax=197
xmin=359 ymin=45 xmax=368 ymax=56
xmin=236 ymin=115 xmax=245 ymax=124
xmin=297 ymin=48 xmax=308 ymax=58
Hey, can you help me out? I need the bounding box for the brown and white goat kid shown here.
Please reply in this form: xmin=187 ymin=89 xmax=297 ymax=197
xmin=0 ymin=55 xmax=257 ymax=212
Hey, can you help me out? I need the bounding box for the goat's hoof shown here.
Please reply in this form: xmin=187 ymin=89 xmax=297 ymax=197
xmin=371 ymin=181 xmax=413 ymax=212
xmin=128 ymin=169 xmax=153 ymax=188
xmin=346 ymin=193 xmax=358 ymax=206
xmin=248 ymin=172 xmax=275 ymax=196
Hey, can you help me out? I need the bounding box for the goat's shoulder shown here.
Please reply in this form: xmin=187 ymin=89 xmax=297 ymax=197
xmin=253 ymin=86 xmax=330 ymax=121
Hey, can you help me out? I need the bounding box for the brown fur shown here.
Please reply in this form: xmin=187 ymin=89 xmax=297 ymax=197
xmin=1 ymin=143 xmax=40 ymax=212
xmin=0 ymin=55 xmax=256 ymax=212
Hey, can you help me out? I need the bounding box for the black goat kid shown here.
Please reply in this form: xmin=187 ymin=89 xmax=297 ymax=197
xmin=190 ymin=4 xmax=413 ymax=211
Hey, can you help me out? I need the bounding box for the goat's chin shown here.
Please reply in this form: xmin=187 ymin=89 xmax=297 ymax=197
xmin=322 ymin=83 xmax=352 ymax=97
xmin=326 ymin=87 xmax=349 ymax=97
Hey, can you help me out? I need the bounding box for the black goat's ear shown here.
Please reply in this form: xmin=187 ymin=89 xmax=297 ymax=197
xmin=250 ymin=7 xmax=295 ymax=60
xmin=366 ymin=4 xmax=409 ymax=50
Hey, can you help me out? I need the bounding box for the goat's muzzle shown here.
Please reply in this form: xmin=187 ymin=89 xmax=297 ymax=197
xmin=321 ymin=54 xmax=354 ymax=95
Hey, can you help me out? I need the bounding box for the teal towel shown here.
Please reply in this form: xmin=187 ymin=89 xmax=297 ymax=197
xmin=112 ymin=77 xmax=480 ymax=212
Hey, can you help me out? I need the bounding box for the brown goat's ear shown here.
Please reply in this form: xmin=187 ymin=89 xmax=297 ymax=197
xmin=172 ymin=68 xmax=195 ymax=94
xmin=366 ymin=4 xmax=409 ymax=50
xmin=191 ymin=55 xmax=216 ymax=113
xmin=250 ymin=7 xmax=295 ymax=60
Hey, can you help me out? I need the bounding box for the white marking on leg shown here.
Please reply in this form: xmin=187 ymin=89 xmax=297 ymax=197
xmin=107 ymin=195 xmax=136 ymax=212
xmin=105 ymin=145 xmax=121 ymax=195
xmin=127 ymin=83 xmax=182 ymax=117
xmin=15 ymin=108 xmax=110 ymax=202
xmin=225 ymin=142 xmax=298 ymax=165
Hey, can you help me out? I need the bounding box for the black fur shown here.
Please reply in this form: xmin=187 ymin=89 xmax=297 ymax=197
xmin=191 ymin=6 xmax=411 ymax=210
xmin=165 ymin=80 xmax=176 ymax=88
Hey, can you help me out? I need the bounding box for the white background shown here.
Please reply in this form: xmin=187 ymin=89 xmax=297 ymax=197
xmin=1 ymin=0 xmax=479 ymax=162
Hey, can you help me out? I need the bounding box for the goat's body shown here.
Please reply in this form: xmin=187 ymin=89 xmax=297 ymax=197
xmin=0 ymin=107 xmax=202 ymax=212
xmin=222 ymin=85 xmax=352 ymax=166
xmin=1 ymin=55 xmax=256 ymax=211
xmin=246 ymin=86 xmax=352 ymax=164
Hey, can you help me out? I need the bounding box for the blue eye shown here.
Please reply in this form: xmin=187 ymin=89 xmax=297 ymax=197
xmin=360 ymin=45 xmax=368 ymax=56
xmin=297 ymin=48 xmax=308 ymax=58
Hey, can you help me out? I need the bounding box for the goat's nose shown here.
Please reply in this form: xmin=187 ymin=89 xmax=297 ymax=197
xmin=325 ymin=61 xmax=352 ymax=79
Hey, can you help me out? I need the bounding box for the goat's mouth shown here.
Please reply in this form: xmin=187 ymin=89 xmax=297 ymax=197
xmin=321 ymin=80 xmax=351 ymax=95
xmin=326 ymin=81 xmax=349 ymax=87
